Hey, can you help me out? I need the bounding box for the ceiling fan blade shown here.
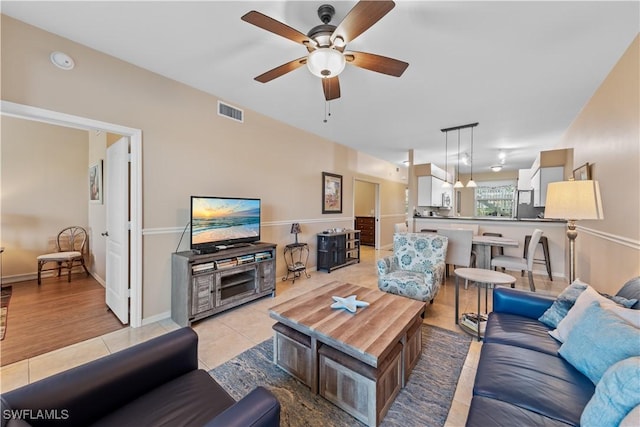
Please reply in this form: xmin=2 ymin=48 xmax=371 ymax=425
xmin=322 ymin=77 xmax=341 ymax=101
xmin=255 ymin=57 xmax=307 ymax=83
xmin=330 ymin=1 xmax=395 ymax=45
xmin=242 ymin=11 xmax=314 ymax=49
xmin=345 ymin=51 xmax=409 ymax=77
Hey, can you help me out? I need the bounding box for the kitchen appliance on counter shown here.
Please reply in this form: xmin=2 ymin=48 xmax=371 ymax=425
xmin=516 ymin=190 xmax=545 ymax=219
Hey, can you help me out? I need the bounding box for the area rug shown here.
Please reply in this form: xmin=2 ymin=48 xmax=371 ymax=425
xmin=210 ymin=324 xmax=472 ymax=426
xmin=0 ymin=286 xmax=12 ymax=340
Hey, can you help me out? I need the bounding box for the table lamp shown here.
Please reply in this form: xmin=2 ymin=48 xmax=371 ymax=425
xmin=544 ymin=180 xmax=603 ymax=282
xmin=290 ymin=223 xmax=301 ymax=244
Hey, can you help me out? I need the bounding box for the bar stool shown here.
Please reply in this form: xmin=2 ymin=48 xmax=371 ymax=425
xmin=522 ymin=234 xmax=552 ymax=280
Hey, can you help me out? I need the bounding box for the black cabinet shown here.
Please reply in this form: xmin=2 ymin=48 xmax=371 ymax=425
xmin=317 ymin=230 xmax=360 ymax=273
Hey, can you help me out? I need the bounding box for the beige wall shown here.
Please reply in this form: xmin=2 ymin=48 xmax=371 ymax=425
xmin=553 ymin=35 xmax=640 ymax=292
xmin=1 ymin=16 xmax=407 ymax=319
xmin=1 ymin=116 xmax=89 ymax=279
xmin=354 ymin=180 xmax=376 ymax=217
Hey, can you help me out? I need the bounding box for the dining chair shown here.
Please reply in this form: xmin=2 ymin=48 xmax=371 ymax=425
xmin=394 ymin=223 xmax=408 ymax=233
xmin=437 ymin=228 xmax=476 ymax=288
xmin=490 ymin=228 xmax=543 ymax=292
xmin=37 ymin=226 xmax=90 ymax=285
xmin=449 ymin=223 xmax=479 ymax=235
xmin=483 ymin=232 xmax=505 ymax=271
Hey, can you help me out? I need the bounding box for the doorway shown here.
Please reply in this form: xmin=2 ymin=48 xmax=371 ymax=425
xmin=353 ymin=179 xmax=380 ymax=249
xmin=1 ymin=100 xmax=143 ymax=327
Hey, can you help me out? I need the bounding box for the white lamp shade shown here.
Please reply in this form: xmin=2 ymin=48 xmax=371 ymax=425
xmin=307 ymin=48 xmax=346 ymax=78
xmin=544 ymin=180 xmax=604 ymax=220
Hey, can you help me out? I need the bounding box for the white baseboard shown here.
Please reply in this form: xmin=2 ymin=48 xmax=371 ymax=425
xmin=142 ymin=311 xmax=171 ymax=326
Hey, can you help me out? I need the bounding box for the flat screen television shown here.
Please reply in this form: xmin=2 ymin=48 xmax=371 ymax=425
xmin=190 ymin=196 xmax=261 ymax=252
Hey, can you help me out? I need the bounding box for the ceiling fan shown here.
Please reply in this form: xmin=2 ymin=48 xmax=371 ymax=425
xmin=241 ymin=1 xmax=409 ymax=101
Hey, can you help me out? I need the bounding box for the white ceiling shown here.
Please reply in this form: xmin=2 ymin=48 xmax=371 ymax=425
xmin=3 ymin=1 xmax=638 ymax=173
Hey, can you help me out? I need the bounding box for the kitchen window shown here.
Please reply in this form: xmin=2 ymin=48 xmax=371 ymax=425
xmin=474 ymin=180 xmax=516 ymax=217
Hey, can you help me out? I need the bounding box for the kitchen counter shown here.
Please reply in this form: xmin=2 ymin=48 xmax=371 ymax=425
xmin=412 ymin=217 xmax=567 ymax=281
xmin=413 ymin=216 xmax=565 ymax=223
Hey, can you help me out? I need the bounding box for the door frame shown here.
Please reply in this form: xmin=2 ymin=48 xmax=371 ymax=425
xmin=353 ymin=178 xmax=381 ymax=249
xmin=1 ymin=100 xmax=143 ymax=327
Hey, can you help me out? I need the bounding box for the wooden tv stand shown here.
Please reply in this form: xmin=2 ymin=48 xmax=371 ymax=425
xmin=171 ymin=242 xmax=276 ymax=327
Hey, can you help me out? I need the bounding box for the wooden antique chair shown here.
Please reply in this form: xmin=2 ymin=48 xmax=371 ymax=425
xmin=37 ymin=226 xmax=90 ymax=285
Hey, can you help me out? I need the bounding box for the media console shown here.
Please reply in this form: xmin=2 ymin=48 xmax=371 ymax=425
xmin=171 ymin=242 xmax=277 ymax=327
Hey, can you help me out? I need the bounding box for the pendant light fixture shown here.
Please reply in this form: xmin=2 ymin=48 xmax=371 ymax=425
xmin=466 ymin=126 xmax=477 ymax=188
xmin=442 ymin=130 xmax=452 ymax=188
xmin=453 ymin=129 xmax=464 ymax=188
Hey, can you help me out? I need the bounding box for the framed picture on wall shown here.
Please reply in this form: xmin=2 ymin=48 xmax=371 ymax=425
xmin=89 ymin=160 xmax=103 ymax=204
xmin=573 ymin=163 xmax=591 ymax=180
xmin=322 ymin=172 xmax=343 ymax=214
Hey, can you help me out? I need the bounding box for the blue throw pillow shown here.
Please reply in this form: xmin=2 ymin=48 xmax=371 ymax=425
xmin=559 ymin=302 xmax=640 ymax=384
xmin=538 ymin=279 xmax=588 ymax=328
xmin=581 ymin=357 xmax=640 ymax=427
xmin=601 ymin=293 xmax=638 ymax=308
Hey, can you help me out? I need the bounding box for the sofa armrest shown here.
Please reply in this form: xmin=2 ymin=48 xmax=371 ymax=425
xmin=3 ymin=328 xmax=199 ymax=427
xmin=377 ymin=256 xmax=393 ymax=275
xmin=204 ymin=386 xmax=280 ymax=427
xmin=493 ymin=287 xmax=556 ymax=320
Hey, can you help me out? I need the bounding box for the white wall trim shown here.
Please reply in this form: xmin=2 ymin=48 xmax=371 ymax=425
xmin=1 ymin=100 xmax=143 ymax=328
xmin=141 ymin=311 xmax=171 ymax=326
xmin=381 ymin=213 xmax=408 ymax=219
xmin=578 ymin=225 xmax=640 ymax=250
xmin=142 ymin=217 xmax=355 ymax=235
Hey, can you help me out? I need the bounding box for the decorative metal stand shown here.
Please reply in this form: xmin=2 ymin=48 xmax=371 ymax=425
xmin=282 ymin=243 xmax=310 ymax=283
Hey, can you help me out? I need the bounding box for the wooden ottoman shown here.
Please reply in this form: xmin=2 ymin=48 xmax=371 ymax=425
xmin=272 ymin=322 xmax=312 ymax=387
xmin=404 ymin=316 xmax=423 ymax=384
xmin=318 ymin=341 xmax=403 ymax=427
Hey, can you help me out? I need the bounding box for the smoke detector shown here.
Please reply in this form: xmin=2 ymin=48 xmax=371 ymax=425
xmin=50 ymin=51 xmax=75 ymax=70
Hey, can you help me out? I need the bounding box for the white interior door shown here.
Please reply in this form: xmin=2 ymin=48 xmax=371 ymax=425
xmin=106 ymin=137 xmax=129 ymax=324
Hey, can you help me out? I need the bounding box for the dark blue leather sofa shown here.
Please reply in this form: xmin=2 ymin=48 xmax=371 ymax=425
xmin=466 ymin=278 xmax=640 ymax=426
xmin=1 ymin=327 xmax=280 ymax=427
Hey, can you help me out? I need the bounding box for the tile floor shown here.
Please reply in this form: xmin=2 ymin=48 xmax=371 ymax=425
xmin=0 ymin=246 xmax=564 ymax=426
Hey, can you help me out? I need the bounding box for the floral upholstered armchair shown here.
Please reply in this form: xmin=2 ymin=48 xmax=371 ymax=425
xmin=377 ymin=232 xmax=448 ymax=303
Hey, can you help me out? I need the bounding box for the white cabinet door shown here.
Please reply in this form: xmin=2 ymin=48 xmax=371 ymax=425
xmin=417 ymin=176 xmax=445 ymax=206
xmin=417 ymin=176 xmax=432 ymax=206
xmin=518 ymin=169 xmax=533 ymax=190
xmin=431 ymin=176 xmax=444 ymax=207
xmin=532 ymin=166 xmax=564 ymax=207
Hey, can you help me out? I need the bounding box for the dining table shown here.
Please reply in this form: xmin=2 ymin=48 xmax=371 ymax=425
xmin=471 ymin=235 xmax=519 ymax=269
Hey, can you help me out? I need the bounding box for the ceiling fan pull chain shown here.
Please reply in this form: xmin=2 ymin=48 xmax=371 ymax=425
xmin=324 ymin=100 xmax=332 ymax=123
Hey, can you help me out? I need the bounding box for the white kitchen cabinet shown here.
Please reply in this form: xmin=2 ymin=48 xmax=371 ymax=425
xmin=517 ymin=168 xmax=533 ymax=190
xmin=417 ymin=176 xmax=448 ymax=207
xmin=531 ymin=166 xmax=564 ymax=207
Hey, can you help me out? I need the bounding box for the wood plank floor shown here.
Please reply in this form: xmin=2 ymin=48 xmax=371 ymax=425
xmin=0 ymin=274 xmax=125 ymax=366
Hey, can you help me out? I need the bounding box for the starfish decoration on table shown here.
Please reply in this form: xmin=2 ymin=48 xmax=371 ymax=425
xmin=330 ymin=295 xmax=370 ymax=313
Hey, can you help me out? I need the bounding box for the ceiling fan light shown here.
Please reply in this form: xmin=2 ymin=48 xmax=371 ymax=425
xmin=307 ymin=48 xmax=346 ymax=78
xmin=491 ymin=165 xmax=503 ymax=172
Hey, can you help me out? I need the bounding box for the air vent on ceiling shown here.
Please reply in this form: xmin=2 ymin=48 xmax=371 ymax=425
xmin=218 ymin=101 xmax=244 ymax=123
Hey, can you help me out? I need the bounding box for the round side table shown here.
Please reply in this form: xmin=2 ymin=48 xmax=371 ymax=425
xmin=454 ymin=267 xmax=517 ymax=340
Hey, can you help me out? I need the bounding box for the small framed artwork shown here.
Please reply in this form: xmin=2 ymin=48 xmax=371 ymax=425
xmin=322 ymin=172 xmax=343 ymax=214
xmin=89 ymin=160 xmax=103 ymax=204
xmin=573 ymin=163 xmax=591 ymax=181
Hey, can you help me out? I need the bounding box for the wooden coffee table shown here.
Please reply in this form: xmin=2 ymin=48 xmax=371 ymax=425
xmin=269 ymin=281 xmax=425 ymax=426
